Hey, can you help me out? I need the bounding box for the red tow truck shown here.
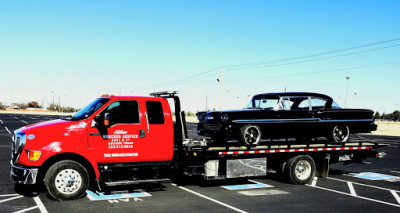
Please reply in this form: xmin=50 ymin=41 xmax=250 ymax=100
xmin=10 ymin=92 xmax=386 ymax=200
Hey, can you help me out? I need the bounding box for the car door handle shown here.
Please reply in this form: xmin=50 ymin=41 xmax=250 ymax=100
xmin=139 ymin=130 xmax=146 ymax=138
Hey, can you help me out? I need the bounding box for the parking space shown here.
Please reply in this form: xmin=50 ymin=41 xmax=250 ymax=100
xmin=1 ymin=113 xmax=400 ymax=212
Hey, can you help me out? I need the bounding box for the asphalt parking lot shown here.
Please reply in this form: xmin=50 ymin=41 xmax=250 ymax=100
xmin=1 ymin=113 xmax=400 ymax=213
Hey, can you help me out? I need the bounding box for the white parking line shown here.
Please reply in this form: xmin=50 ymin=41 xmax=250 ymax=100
xmin=308 ymin=184 xmax=400 ymax=208
xmin=328 ymin=177 xmax=400 ymax=193
xmin=0 ymin=119 xmax=3 ymax=124
xmin=347 ymin=182 xmax=357 ymax=196
xmin=171 ymin=184 xmax=247 ymax=213
xmin=21 ymin=120 xmax=28 ymax=124
xmin=0 ymin=195 xmax=23 ymax=203
xmin=0 ymin=193 xmax=19 ymax=197
xmin=391 ymin=190 xmax=400 ymax=204
xmin=14 ymin=117 xmax=18 ymax=120
xmin=13 ymin=206 xmax=39 ymax=213
xmin=311 ymin=177 xmax=318 ymax=187
xmin=33 ymin=196 xmax=48 ymax=213
xmin=5 ymin=127 xmax=11 ymax=134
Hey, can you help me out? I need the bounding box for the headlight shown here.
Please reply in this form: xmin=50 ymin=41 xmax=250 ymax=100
xmin=221 ymin=113 xmax=229 ymax=121
xmin=27 ymin=150 xmax=41 ymax=161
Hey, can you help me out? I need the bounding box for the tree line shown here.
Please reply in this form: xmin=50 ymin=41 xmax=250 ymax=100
xmin=374 ymin=110 xmax=400 ymax=121
xmin=0 ymin=101 xmax=79 ymax=113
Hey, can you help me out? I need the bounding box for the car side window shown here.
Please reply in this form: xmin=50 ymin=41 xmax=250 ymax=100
xmin=311 ymin=98 xmax=327 ymax=110
xmin=106 ymin=101 xmax=140 ymax=125
xmin=298 ymin=98 xmax=311 ymax=110
xmin=281 ymin=97 xmax=293 ymax=110
xmin=146 ymin=101 xmax=165 ymax=124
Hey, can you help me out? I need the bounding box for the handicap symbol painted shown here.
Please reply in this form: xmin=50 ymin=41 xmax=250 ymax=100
xmin=222 ymin=183 xmax=273 ymax=190
xmin=86 ymin=190 xmax=151 ymax=201
xmin=349 ymin=172 xmax=400 ymax=182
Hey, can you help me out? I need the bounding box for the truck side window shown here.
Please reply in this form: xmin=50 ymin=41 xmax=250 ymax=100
xmin=106 ymin=101 xmax=140 ymax=125
xmin=146 ymin=101 xmax=165 ymax=124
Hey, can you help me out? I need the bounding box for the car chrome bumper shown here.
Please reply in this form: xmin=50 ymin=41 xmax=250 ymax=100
xmin=10 ymin=161 xmax=38 ymax=184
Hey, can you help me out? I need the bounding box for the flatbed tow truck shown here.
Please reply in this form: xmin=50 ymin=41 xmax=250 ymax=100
xmin=10 ymin=91 xmax=386 ymax=200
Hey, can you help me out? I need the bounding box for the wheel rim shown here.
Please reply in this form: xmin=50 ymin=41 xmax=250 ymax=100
xmin=55 ymin=169 xmax=82 ymax=194
xmin=244 ymin=127 xmax=260 ymax=144
xmin=333 ymin=125 xmax=349 ymax=142
xmin=295 ymin=160 xmax=312 ymax=180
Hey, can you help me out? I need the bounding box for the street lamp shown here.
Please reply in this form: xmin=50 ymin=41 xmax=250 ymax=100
xmin=217 ymin=69 xmax=225 ymax=110
xmin=345 ymin=77 xmax=350 ymax=108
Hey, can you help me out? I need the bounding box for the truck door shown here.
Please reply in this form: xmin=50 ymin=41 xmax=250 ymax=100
xmin=88 ymin=100 xmax=147 ymax=163
xmin=142 ymin=100 xmax=174 ymax=161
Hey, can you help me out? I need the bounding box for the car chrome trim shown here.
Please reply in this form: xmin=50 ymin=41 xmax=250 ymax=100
xmin=232 ymin=118 xmax=374 ymax=124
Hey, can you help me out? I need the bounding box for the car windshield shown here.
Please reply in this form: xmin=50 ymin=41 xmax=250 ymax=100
xmin=65 ymin=98 xmax=109 ymax=121
xmin=246 ymin=96 xmax=280 ymax=109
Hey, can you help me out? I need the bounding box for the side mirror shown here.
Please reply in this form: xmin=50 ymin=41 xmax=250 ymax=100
xmin=104 ymin=112 xmax=110 ymax=127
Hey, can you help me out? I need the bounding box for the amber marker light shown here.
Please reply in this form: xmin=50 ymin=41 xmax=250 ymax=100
xmin=27 ymin=150 xmax=41 ymax=161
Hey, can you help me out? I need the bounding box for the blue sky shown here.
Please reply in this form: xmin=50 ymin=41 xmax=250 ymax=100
xmin=1 ymin=1 xmax=399 ymax=112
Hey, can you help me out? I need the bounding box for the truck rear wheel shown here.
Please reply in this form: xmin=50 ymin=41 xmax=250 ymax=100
xmin=285 ymin=155 xmax=315 ymax=185
xmin=44 ymin=160 xmax=89 ymax=201
xmin=238 ymin=125 xmax=262 ymax=146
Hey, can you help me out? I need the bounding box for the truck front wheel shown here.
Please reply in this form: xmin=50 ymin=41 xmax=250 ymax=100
xmin=44 ymin=160 xmax=89 ymax=201
xmin=285 ymin=155 xmax=315 ymax=185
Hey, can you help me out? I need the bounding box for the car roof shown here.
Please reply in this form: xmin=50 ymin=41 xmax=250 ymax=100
xmin=254 ymin=92 xmax=333 ymax=100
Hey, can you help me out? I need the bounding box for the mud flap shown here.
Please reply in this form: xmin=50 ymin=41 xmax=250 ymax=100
xmin=314 ymin=154 xmax=330 ymax=178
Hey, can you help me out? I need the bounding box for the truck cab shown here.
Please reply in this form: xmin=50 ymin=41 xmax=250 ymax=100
xmin=11 ymin=92 xmax=182 ymax=201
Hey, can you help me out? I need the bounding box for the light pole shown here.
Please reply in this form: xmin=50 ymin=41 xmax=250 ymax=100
xmin=217 ymin=69 xmax=224 ymax=110
xmin=345 ymin=76 xmax=350 ymax=108
xmin=353 ymin=92 xmax=358 ymax=108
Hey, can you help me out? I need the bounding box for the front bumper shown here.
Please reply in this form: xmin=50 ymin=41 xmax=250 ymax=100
xmin=10 ymin=161 xmax=38 ymax=184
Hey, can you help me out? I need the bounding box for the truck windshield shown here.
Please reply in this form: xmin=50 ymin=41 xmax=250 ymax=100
xmin=67 ymin=98 xmax=109 ymax=121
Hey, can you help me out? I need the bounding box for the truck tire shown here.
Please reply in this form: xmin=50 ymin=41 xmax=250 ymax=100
xmin=44 ymin=160 xmax=89 ymax=201
xmin=330 ymin=125 xmax=350 ymax=143
xmin=285 ymin=155 xmax=315 ymax=185
xmin=238 ymin=125 xmax=262 ymax=146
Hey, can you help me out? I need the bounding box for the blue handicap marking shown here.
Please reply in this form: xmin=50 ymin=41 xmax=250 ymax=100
xmin=349 ymin=172 xmax=400 ymax=181
xmin=86 ymin=190 xmax=151 ymax=201
xmin=222 ymin=182 xmax=273 ymax=190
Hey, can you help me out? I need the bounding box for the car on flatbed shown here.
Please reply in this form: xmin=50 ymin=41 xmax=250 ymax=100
xmin=197 ymin=92 xmax=377 ymax=146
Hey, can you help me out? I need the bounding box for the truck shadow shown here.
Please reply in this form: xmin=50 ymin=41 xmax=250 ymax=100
xmin=14 ymin=183 xmax=45 ymax=197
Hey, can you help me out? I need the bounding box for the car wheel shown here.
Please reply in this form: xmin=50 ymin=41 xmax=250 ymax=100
xmin=239 ymin=125 xmax=262 ymax=146
xmin=330 ymin=125 xmax=350 ymax=143
xmin=44 ymin=160 xmax=89 ymax=201
xmin=285 ymin=155 xmax=315 ymax=185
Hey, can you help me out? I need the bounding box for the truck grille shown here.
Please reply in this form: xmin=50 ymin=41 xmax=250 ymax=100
xmin=11 ymin=131 xmax=26 ymax=164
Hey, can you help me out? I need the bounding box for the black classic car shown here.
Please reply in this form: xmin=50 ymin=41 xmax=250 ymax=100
xmin=197 ymin=92 xmax=377 ymax=145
